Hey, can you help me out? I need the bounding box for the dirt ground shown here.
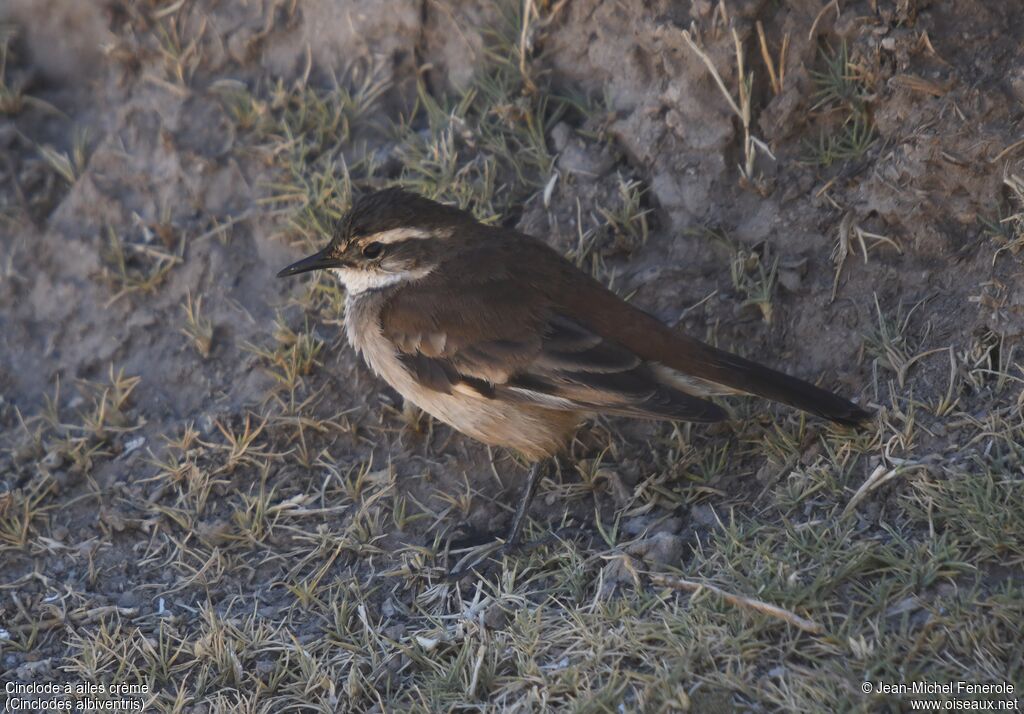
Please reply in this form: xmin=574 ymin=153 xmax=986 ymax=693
xmin=1 ymin=0 xmax=1023 ymax=711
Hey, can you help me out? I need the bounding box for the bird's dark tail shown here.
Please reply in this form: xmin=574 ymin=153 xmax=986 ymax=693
xmin=671 ymin=337 xmax=873 ymax=426
xmin=555 ymin=266 xmax=874 ymax=427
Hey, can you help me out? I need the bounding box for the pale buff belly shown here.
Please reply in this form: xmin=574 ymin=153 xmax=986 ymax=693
xmin=345 ymin=291 xmax=578 ymax=461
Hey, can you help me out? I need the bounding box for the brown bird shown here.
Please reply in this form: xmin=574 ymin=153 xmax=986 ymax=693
xmin=278 ymin=188 xmax=871 ymax=549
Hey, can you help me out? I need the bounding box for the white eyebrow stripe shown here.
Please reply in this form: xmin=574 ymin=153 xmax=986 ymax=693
xmin=363 ymin=228 xmax=434 ymax=245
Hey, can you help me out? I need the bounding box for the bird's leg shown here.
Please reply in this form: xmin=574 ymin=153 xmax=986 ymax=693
xmin=504 ymin=459 xmax=549 ymax=548
xmin=446 ymin=459 xmax=553 ymax=581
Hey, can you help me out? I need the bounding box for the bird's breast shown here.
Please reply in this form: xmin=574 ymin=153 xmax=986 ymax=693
xmin=343 ymin=291 xmax=577 ymax=460
xmin=344 ymin=291 xmax=403 ymax=382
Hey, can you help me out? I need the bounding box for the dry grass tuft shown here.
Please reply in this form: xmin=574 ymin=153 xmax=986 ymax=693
xmin=2 ymin=2 xmax=1022 ymax=712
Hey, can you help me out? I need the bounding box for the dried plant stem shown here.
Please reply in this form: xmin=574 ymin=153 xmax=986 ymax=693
xmin=650 ymin=572 xmax=825 ymax=635
xmin=681 ymin=27 xmax=766 ymax=183
xmin=756 ymin=21 xmax=789 ymax=96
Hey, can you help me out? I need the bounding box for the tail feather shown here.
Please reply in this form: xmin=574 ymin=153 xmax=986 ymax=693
xmin=551 ymin=264 xmax=874 ymax=427
xmin=669 ymin=338 xmax=873 ymax=426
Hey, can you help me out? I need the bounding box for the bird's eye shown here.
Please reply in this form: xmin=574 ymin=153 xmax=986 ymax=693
xmin=361 ymin=242 xmax=384 ymax=259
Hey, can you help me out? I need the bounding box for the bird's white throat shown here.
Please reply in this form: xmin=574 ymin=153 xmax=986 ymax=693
xmin=331 ymin=266 xmax=432 ymax=295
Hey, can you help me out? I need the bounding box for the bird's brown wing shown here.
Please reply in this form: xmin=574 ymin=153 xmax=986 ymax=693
xmin=379 ymin=276 xmax=728 ymax=423
xmin=381 ymin=227 xmax=869 ymax=426
xmin=526 ymin=237 xmax=873 ymax=426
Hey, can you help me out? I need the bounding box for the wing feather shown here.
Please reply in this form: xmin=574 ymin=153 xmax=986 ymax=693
xmin=377 ymin=226 xmax=867 ymax=427
xmin=381 ymin=281 xmax=726 ymax=423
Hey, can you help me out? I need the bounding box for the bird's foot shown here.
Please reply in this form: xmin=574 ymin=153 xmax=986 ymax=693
xmin=446 ymin=525 xmax=503 ymax=551
xmin=443 ymin=527 xmax=594 ymax=582
xmin=444 ymin=540 xmax=508 ymax=582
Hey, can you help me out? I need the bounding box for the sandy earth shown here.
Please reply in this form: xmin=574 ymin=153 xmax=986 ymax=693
xmin=1 ymin=0 xmax=1023 ymax=710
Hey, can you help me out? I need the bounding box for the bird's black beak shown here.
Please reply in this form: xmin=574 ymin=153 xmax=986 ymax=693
xmin=276 ymin=249 xmax=340 ymax=278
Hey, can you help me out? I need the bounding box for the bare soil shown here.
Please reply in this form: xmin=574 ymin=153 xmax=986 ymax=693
xmin=1 ymin=0 xmax=1023 ymax=711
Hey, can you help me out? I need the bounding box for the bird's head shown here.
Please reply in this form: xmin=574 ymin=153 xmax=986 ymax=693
xmin=276 ymin=188 xmax=472 ymax=294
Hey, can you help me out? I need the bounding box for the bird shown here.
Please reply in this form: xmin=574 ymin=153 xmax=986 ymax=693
xmin=277 ymin=187 xmax=871 ymax=551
